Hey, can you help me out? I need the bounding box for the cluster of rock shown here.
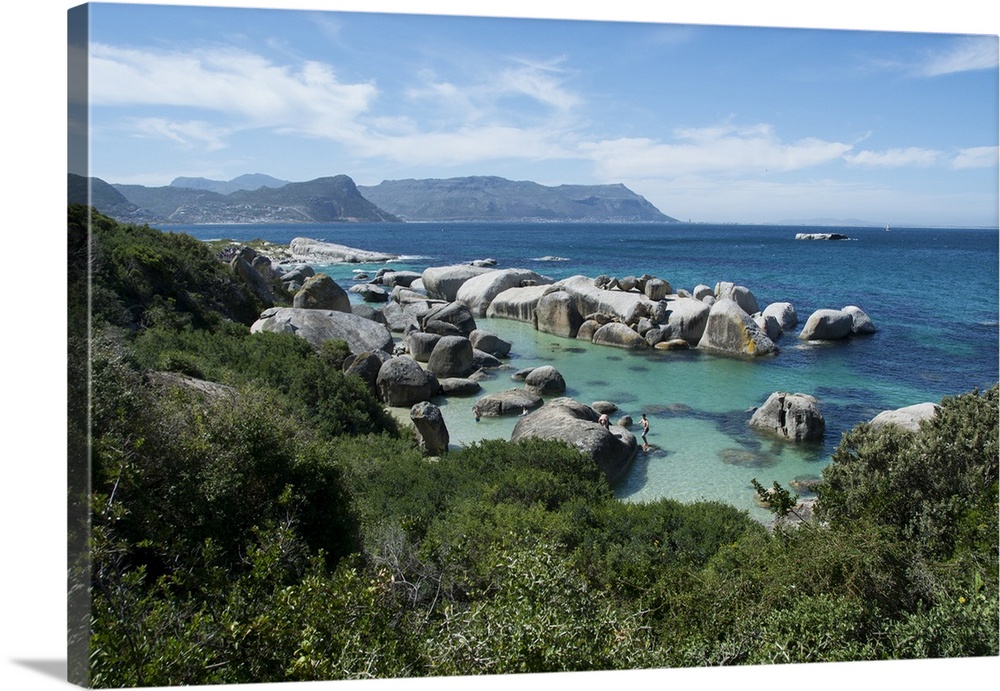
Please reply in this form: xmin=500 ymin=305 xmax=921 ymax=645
xmin=795 ymin=232 xmax=850 ymax=241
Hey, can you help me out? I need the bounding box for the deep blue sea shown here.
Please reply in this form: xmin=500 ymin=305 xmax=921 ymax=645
xmin=172 ymin=221 xmax=999 ymax=520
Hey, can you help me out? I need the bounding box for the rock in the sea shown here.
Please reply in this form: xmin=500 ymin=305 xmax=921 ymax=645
xmin=762 ymin=301 xmax=798 ymax=331
xmin=535 ymin=290 xmax=584 ymax=338
xmin=427 ymin=335 xmax=476 ymax=379
xmin=290 ymin=236 xmax=399 ymax=263
xmin=749 ymin=391 xmax=825 ymax=441
xmin=843 ymin=305 xmax=877 ymax=335
xmin=376 ymin=356 xmax=440 ymax=407
xmin=486 ymin=284 xmax=552 ymax=322
xmin=422 ymin=264 xmax=495 ymax=302
xmin=457 ymin=268 xmax=551 ymax=316
xmin=421 ymin=301 xmax=478 ymax=337
xmin=799 ymin=308 xmax=854 ymax=340
xmin=697 ymin=298 xmax=779 ymax=357
xmin=438 ymin=377 xmax=482 ymax=396
xmin=469 ymin=329 xmax=512 ymax=357
xmin=410 ymin=401 xmax=450 ymax=456
xmin=293 ymin=273 xmax=350 ymax=312
xmin=251 ymin=307 xmax=394 ymax=354
xmin=714 ymin=281 xmax=759 ymax=316
xmin=510 ymin=397 xmax=638 ymax=486
xmin=348 ymin=283 xmax=390 ymax=303
xmin=475 ymin=389 xmax=543 ymax=417
xmin=524 ymin=365 xmax=567 ymax=396
xmin=795 ymin=233 xmax=849 ymax=240
xmin=591 ymin=322 xmax=649 ymax=350
xmin=405 ymin=331 xmax=442 ymax=363
xmin=869 ymin=402 xmax=940 ymax=432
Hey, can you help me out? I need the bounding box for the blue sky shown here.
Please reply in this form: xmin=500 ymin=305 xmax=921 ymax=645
xmin=73 ymin=1 xmax=999 ymax=226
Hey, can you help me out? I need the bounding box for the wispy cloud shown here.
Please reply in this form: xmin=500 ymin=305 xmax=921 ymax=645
xmin=918 ymin=35 xmax=998 ymax=76
xmin=951 ymin=145 xmax=999 ymax=169
xmin=845 ymin=147 xmax=942 ymax=168
xmin=88 ymin=43 xmax=377 ymax=142
xmin=580 ymin=123 xmax=853 ymax=179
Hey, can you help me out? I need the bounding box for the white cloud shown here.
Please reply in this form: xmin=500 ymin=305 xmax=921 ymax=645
xmin=497 ymin=61 xmax=581 ymax=112
xmin=919 ymin=35 xmax=998 ymax=77
xmin=124 ymin=117 xmax=232 ymax=150
xmin=951 ymin=145 xmax=999 ymax=169
xmin=579 ymin=123 xmax=853 ymax=178
xmin=88 ymin=43 xmax=377 ymax=142
xmin=844 ymin=147 xmax=942 ymax=168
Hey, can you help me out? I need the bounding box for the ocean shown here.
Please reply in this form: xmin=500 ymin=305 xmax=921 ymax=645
xmin=172 ymin=221 xmax=1000 ymax=520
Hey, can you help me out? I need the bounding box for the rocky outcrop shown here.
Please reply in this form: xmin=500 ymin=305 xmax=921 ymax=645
xmin=376 ymin=356 xmax=440 ymax=407
xmin=420 ymin=302 xmax=478 ymax=337
xmin=798 ymin=308 xmax=855 ymax=341
xmin=343 ymin=350 xmax=393 ymax=395
xmin=475 ymin=389 xmax=543 ymax=417
xmin=426 ymin=336 xmax=476 ymax=379
xmin=410 ymin=401 xmax=450 ymax=455
xmin=486 ymin=284 xmax=552 ymax=322
xmin=592 ymin=322 xmax=649 ymax=350
xmin=289 ymin=237 xmax=399 ymax=263
xmin=231 ymin=248 xmax=276 ymax=307
xmin=795 ymin=233 xmax=849 ymax=240
xmin=749 ymin=392 xmax=825 ymax=441
xmin=293 ymin=273 xmax=350 ymax=311
xmin=510 ymin=397 xmax=638 ymax=485
xmin=422 ymin=264 xmax=494 ymax=301
xmin=524 ymin=365 xmax=567 ymax=396
xmin=456 ymin=268 xmax=551 ymax=315
xmin=535 ymin=289 xmax=584 ymax=338
xmin=869 ymin=402 xmax=940 ymax=432
xmin=697 ymin=298 xmax=779 ymax=357
xmin=715 ymin=281 xmax=759 ymax=316
xmin=251 ymin=307 xmax=394 ymax=354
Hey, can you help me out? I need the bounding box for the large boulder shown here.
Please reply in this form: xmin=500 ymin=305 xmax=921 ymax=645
xmin=343 ymin=350 xmax=393 ymax=395
xmin=510 ymin=397 xmax=638 ymax=486
xmin=475 ymin=389 xmax=543 ymax=417
xmin=749 ymin=392 xmax=825 ymax=441
xmin=426 ymin=335 xmax=476 ymax=378
xmin=486 ymin=284 xmax=552 ymax=322
xmin=405 ymin=331 xmax=442 ymax=362
xmin=655 ymin=297 xmax=711 ymax=345
xmin=869 ymin=402 xmax=940 ymax=433
xmin=421 ymin=302 xmax=478 ymax=336
xmin=410 ymin=401 xmax=450 ymax=456
xmin=524 ymin=365 xmax=567 ymax=396
xmin=843 ymin=305 xmax=877 ymax=335
xmin=422 ymin=264 xmax=495 ymax=302
xmin=457 ymin=268 xmax=551 ymax=315
xmin=715 ymin=281 xmax=759 ymax=315
xmin=251 ymin=307 xmax=394 ymax=354
xmin=469 ymin=329 xmax=512 ymax=357
xmin=289 ymin=237 xmax=399 ymax=263
xmin=349 ymin=283 xmax=390 ymax=303
xmin=376 ymin=356 xmax=440 ymax=407
xmin=591 ymin=322 xmax=649 ymax=350
xmin=799 ymin=308 xmax=854 ymax=341
xmin=231 ymin=250 xmax=275 ymax=307
xmin=697 ymin=298 xmax=779 ymax=357
xmin=535 ymin=289 xmax=584 ymax=338
xmin=438 ymin=377 xmax=482 ymax=396
xmin=293 ymin=273 xmax=350 ymax=311
xmin=557 ymin=275 xmax=652 ymax=325
xmin=762 ymin=302 xmax=798 ymax=331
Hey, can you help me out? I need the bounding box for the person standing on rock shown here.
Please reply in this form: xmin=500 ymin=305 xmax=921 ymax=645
xmin=598 ymin=413 xmax=610 ymax=430
xmin=640 ymin=413 xmax=650 ymax=450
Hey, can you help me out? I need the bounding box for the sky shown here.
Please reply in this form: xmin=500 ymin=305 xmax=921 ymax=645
xmin=71 ymin=2 xmax=999 ymax=226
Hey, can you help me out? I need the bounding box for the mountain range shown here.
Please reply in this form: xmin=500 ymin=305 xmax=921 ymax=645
xmin=67 ymin=173 xmax=676 ymax=225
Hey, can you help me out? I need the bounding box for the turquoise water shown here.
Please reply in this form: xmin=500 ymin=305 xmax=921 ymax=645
xmin=177 ymin=222 xmax=999 ymax=520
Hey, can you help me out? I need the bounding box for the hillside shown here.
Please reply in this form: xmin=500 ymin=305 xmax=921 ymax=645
xmin=70 ymin=173 xmax=402 ymax=224
xmin=358 ymin=176 xmax=677 ymax=222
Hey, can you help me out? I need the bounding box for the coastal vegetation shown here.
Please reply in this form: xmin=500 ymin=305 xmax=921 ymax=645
xmin=69 ymin=205 xmax=998 ymax=687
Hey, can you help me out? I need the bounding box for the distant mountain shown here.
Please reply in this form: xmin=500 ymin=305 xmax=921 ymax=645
xmin=358 ymin=176 xmax=677 ymax=222
xmin=68 ymin=174 xmax=142 ymax=219
xmin=68 ymin=174 xmax=402 ymax=224
xmin=169 ymin=173 xmax=291 ymax=195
